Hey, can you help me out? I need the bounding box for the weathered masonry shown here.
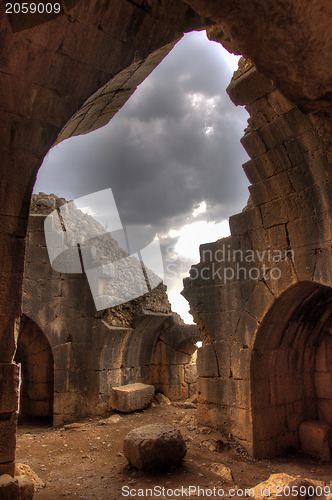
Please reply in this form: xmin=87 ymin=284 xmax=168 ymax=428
xmin=182 ymin=60 xmax=331 ymax=458
xmin=19 ymin=194 xmax=199 ymax=426
xmin=0 ymin=0 xmax=331 ymax=476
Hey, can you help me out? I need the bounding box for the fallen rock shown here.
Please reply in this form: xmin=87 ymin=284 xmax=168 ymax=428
xmin=186 ymin=394 xmax=198 ymax=405
xmin=210 ymin=463 xmax=234 ymax=483
xmin=196 ymin=426 xmax=212 ymax=435
xmin=299 ymin=420 xmax=332 ymax=461
xmin=16 ymin=476 xmax=34 ymax=500
xmin=107 ymin=415 xmax=122 ymax=424
xmin=123 ymin=423 xmax=187 ymax=470
xmin=180 ymin=414 xmax=197 ymax=431
xmin=250 ymin=474 xmax=325 ymax=500
xmin=173 ymin=401 xmax=196 ymax=409
xmin=154 ymin=393 xmax=171 ymax=406
xmin=0 ymin=473 xmax=34 ymax=500
xmin=0 ymin=475 xmax=20 ymax=499
xmin=109 ymin=383 xmax=155 ymax=413
xmin=15 ymin=463 xmax=45 ymax=490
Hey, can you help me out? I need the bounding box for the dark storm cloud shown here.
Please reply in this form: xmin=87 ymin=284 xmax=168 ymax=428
xmin=35 ymin=31 xmax=250 ymax=236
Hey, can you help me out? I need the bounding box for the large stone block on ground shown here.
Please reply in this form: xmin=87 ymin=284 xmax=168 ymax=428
xmin=109 ymin=383 xmax=155 ymax=413
xmin=299 ymin=420 xmax=332 ymax=461
xmin=123 ymin=423 xmax=187 ymax=470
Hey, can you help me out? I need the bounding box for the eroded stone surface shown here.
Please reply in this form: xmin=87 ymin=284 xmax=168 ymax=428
xmin=0 ymin=0 xmax=331 ymax=471
xmin=109 ymin=383 xmax=155 ymax=413
xmin=123 ymin=423 xmax=187 ymax=470
xmin=251 ymin=473 xmax=326 ymax=500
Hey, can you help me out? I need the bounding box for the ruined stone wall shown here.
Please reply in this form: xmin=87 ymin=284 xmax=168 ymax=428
xmin=22 ymin=196 xmax=199 ymax=425
xmin=182 ymin=60 xmax=331 ymax=458
xmin=315 ymin=335 xmax=332 ymax=426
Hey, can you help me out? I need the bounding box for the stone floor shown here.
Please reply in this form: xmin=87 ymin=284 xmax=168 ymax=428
xmin=15 ymin=404 xmax=332 ymax=499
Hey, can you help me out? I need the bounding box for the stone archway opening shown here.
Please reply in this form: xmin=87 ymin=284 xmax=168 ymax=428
xmin=14 ymin=315 xmax=54 ymax=425
xmin=151 ymin=323 xmax=202 ymax=401
xmin=251 ymin=282 xmax=332 ymax=459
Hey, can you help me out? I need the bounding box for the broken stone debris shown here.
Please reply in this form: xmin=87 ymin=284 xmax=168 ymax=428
xmin=250 ymin=473 xmax=326 ymax=500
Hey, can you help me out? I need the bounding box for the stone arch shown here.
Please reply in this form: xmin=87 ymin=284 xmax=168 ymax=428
xmin=15 ymin=315 xmax=54 ymax=420
xmin=251 ymin=281 xmax=332 ymax=459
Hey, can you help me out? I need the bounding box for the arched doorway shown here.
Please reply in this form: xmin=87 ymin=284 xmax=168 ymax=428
xmin=251 ymin=282 xmax=332 ymax=459
xmin=151 ymin=323 xmax=202 ymax=400
xmin=15 ymin=315 xmax=54 ymax=423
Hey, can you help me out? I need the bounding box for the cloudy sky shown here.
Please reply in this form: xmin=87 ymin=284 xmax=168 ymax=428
xmin=34 ymin=30 xmax=250 ymax=322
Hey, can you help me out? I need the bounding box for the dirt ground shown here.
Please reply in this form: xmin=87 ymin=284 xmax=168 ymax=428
xmin=16 ymin=403 xmax=332 ymax=500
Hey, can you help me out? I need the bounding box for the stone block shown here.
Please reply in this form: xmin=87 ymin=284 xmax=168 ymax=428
xmin=196 ymin=344 xmax=218 ymax=377
xmin=123 ymin=423 xmax=186 ymax=470
xmin=230 ymin=345 xmax=251 ymax=380
xmin=267 ymin=90 xmax=296 ymax=115
xmin=299 ymin=420 xmax=332 ymax=461
xmin=288 ymin=214 xmax=327 ymax=249
xmin=0 ymin=413 xmax=17 ymax=463
xmin=53 ymin=392 xmax=80 ymax=415
xmin=235 ymin=311 xmax=260 ymax=349
xmin=0 ymin=475 xmax=20 ymax=499
xmin=0 ymin=462 xmax=15 ymax=477
xmin=284 ymin=131 xmax=323 ymax=167
xmin=286 ymin=401 xmax=306 ymax=432
xmin=253 ymin=406 xmax=288 ymax=441
xmin=0 ymin=363 xmax=19 ymax=413
xmin=16 ymin=475 xmax=34 ymax=499
xmin=196 ymin=311 xmax=240 ymax=341
xmin=21 ymin=397 xmax=52 ymax=417
xmin=108 ymin=383 xmax=155 ymax=412
xmin=245 ymin=281 xmax=275 ymax=323
xmin=318 ymin=400 xmax=332 ymax=426
xmin=15 ymin=463 xmax=44 ymax=491
xmin=230 ymin=406 xmax=253 ymax=442
xmin=151 ymin=364 xmax=184 ymax=386
xmin=0 ymin=316 xmax=19 ymax=363
xmin=229 ymin=207 xmax=263 ymax=236
xmin=214 ymin=341 xmax=232 ymax=378
xmin=226 ymin=66 xmax=274 ymax=106
xmin=197 ymin=377 xmax=250 ymax=408
xmin=27 ymin=382 xmax=52 ymax=401
xmin=249 ymin=171 xmax=293 ymax=206
xmin=240 ymin=131 xmax=267 ymax=158
xmin=315 ymin=372 xmax=332 ymax=400
xmin=258 ymin=108 xmax=312 ymax=150
xmin=157 ymin=383 xmax=189 ymax=401
xmin=184 ymin=363 xmax=198 ymax=384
